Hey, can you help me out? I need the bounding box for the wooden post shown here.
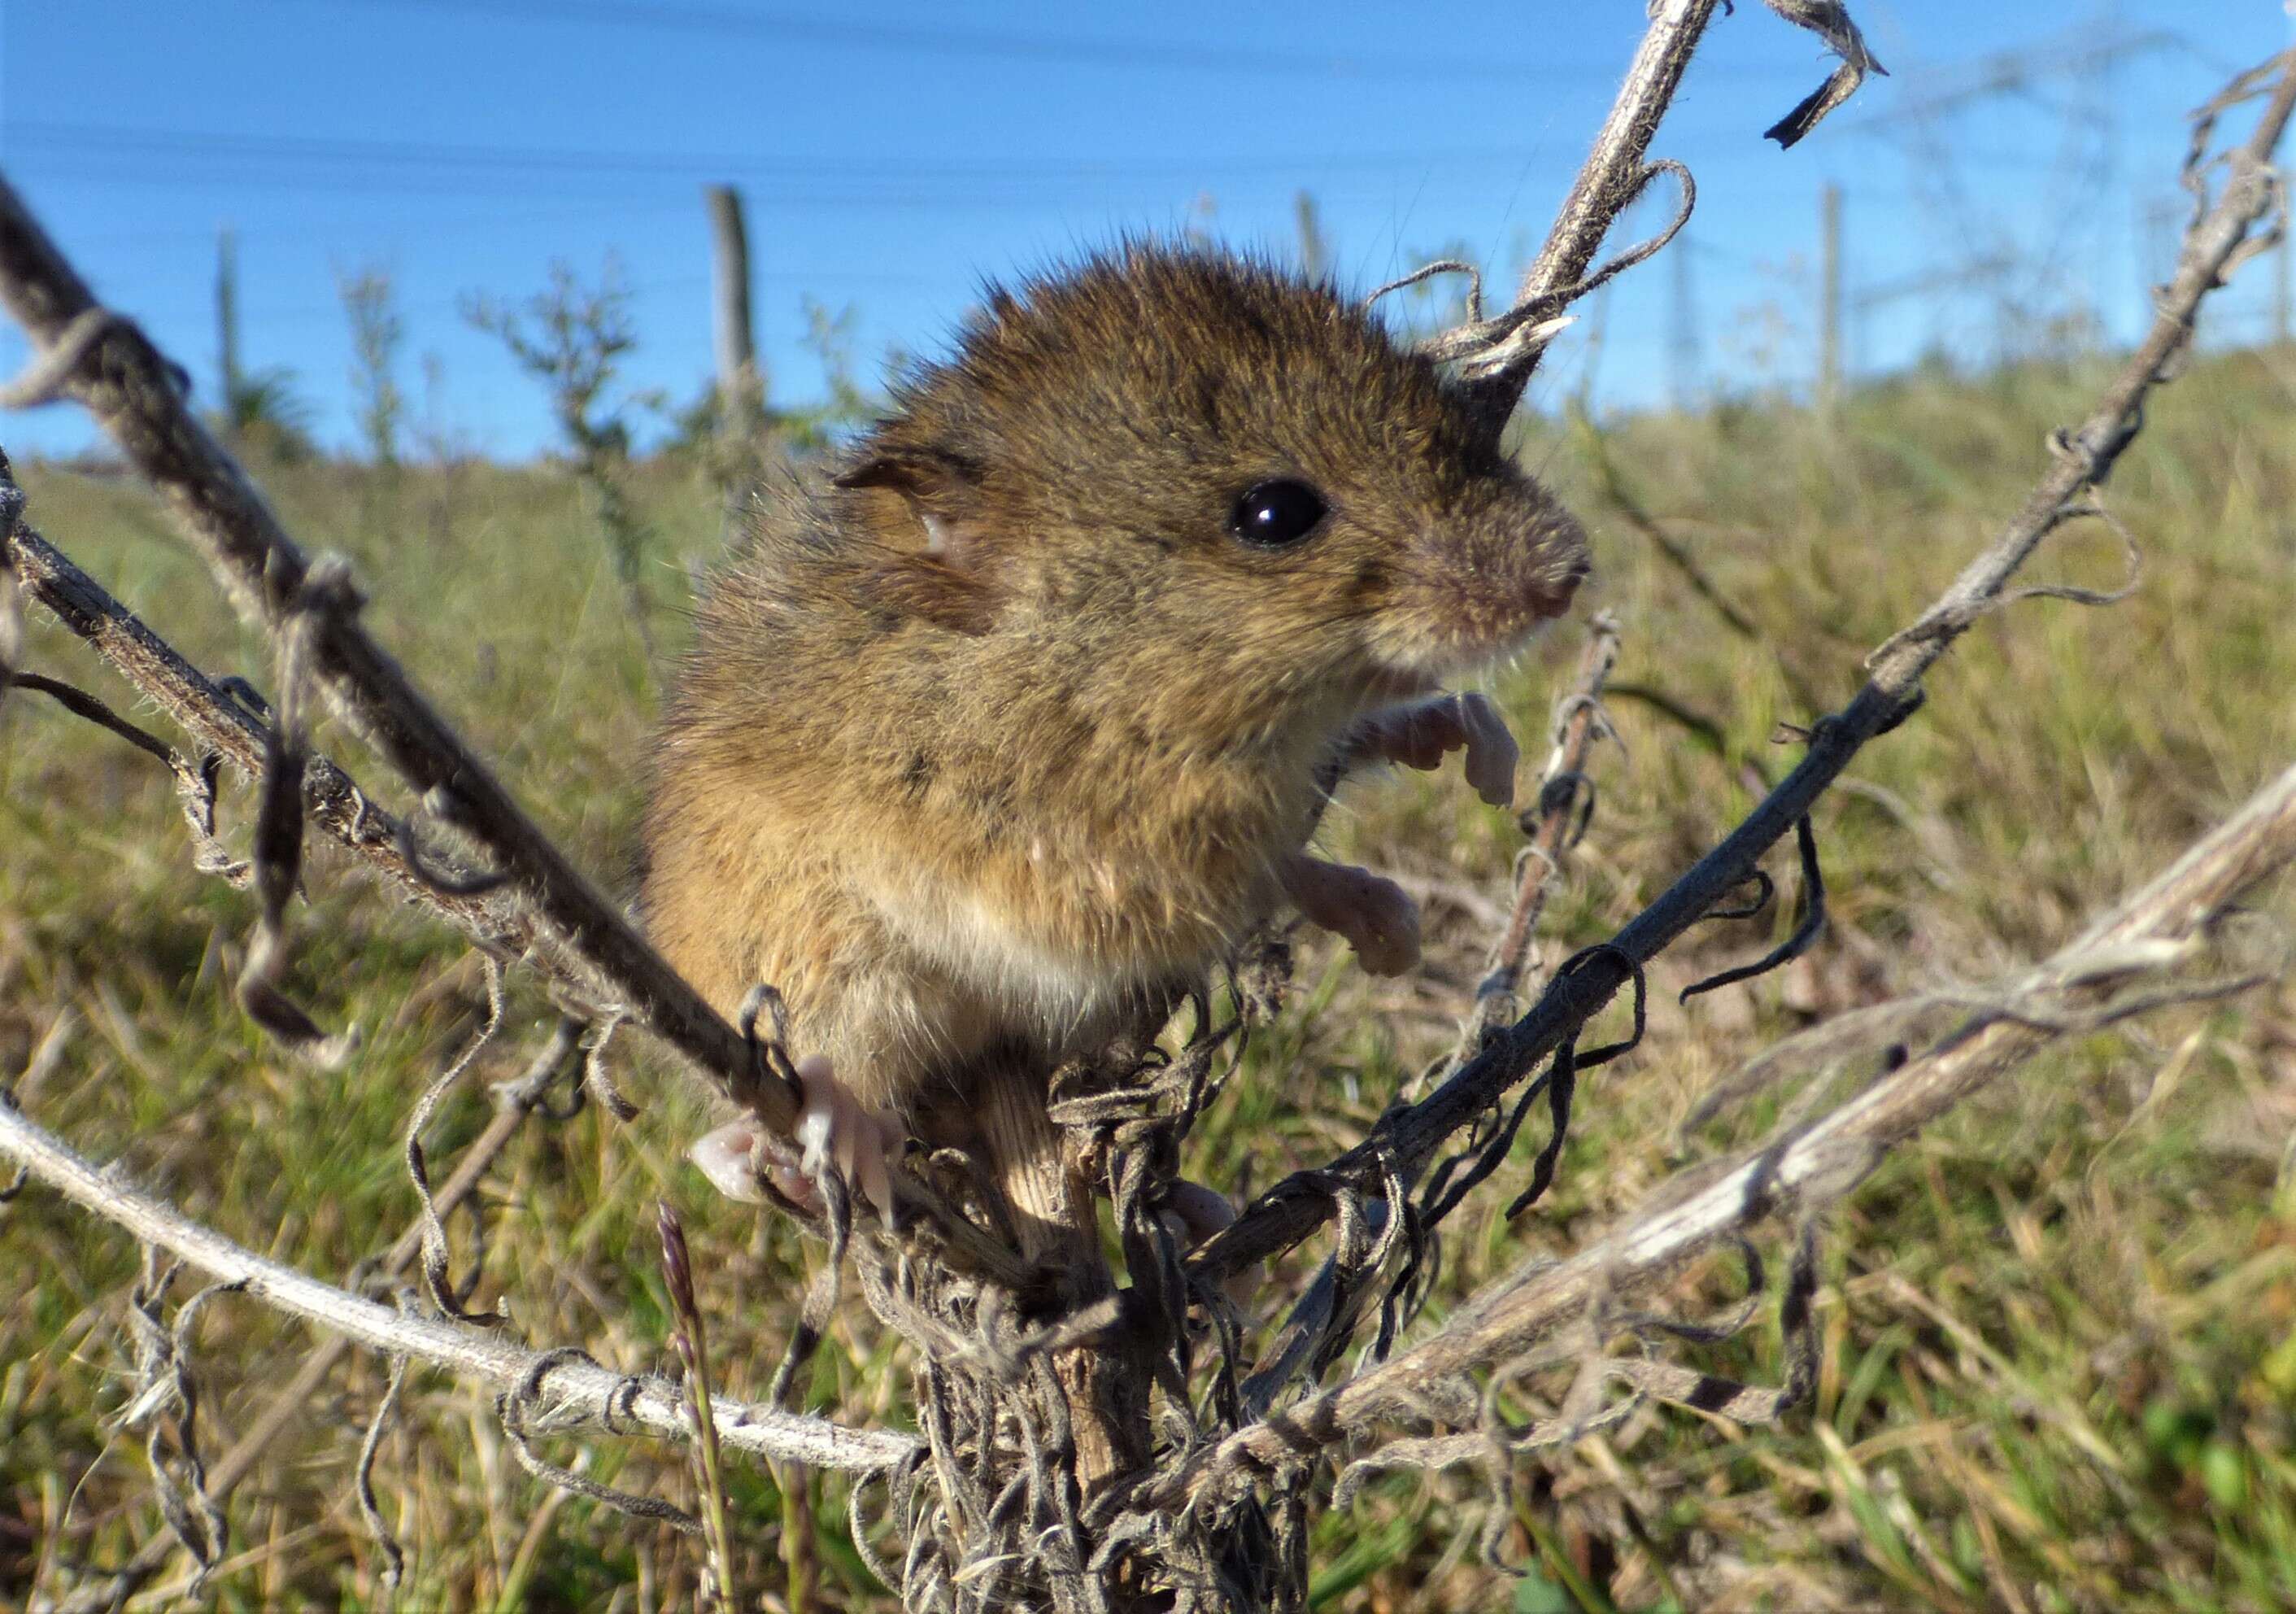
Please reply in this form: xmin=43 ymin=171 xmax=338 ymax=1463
xmin=216 ymin=225 xmax=241 ymax=432
xmin=1819 ymin=181 xmax=1843 ymax=413
xmin=1294 ymin=190 xmax=1327 ymax=281
xmin=705 ymin=185 xmax=762 ymax=431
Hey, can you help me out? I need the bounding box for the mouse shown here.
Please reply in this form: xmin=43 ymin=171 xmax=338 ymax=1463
xmin=640 ymin=242 xmax=1588 ymax=1224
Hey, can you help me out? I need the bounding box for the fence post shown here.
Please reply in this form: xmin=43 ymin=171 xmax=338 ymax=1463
xmin=216 ymin=225 xmax=241 ymax=435
xmin=706 ymin=185 xmax=762 ymax=433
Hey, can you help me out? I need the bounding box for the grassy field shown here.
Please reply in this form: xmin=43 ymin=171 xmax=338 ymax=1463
xmin=5 ymin=346 xmax=2296 ymax=1612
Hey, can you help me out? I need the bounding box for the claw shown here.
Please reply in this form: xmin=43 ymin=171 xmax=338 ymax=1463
xmin=1281 ymin=852 xmax=1422 ymax=976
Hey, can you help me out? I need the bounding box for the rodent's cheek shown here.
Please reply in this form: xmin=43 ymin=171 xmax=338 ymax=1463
xmin=1357 ymin=600 xmax=1473 ymax=685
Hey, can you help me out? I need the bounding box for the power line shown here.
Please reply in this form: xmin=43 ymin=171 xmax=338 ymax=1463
xmin=307 ymin=0 xmax=1806 ymax=84
xmin=50 ymin=197 xmax=710 ymax=252
xmin=11 ymin=121 xmax=2008 ymax=216
xmin=108 ymin=266 xmax=934 ymax=338
xmin=7 ymin=120 xmax=1544 ymax=187
xmin=12 ymin=159 xmax=1553 ymax=216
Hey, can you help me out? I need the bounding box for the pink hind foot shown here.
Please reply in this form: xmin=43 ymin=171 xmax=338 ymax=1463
xmin=689 ymin=1053 xmax=897 ymax=1219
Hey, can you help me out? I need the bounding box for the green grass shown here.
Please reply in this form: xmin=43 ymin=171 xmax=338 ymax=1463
xmin=6 ymin=347 xmax=2296 ymax=1611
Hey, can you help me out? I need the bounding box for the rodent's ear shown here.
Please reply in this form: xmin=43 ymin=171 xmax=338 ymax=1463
xmin=834 ymin=451 xmax=982 ymax=561
xmin=836 ymin=451 xmax=1004 ymax=635
xmin=834 ymin=451 xmax=965 ymax=499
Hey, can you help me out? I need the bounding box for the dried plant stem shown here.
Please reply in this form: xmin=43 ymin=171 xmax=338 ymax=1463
xmin=1465 ymin=613 xmax=1621 ymax=1048
xmin=1460 ymin=0 xmax=1723 ymax=422
xmin=0 ymin=1094 xmax=921 ymax=1474
xmin=659 ymin=1204 xmax=741 ymax=1611
xmin=1174 ymin=756 xmax=2296 ymax=1495
xmin=1194 ymin=53 xmax=2296 ymax=1285
xmin=2 ymin=492 xmax=512 ymax=950
xmin=1517 ymin=2 xmax=1721 ymax=311
xmin=0 ymin=177 xmax=784 ymax=1131
xmin=1451 ymin=0 xmax=1876 ymax=417
xmin=977 ymin=1061 xmax=1144 ymax=1493
xmin=47 ymin=1027 xmax=586 ymax=1614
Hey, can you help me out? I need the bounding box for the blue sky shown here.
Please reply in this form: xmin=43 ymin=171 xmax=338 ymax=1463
xmin=1 ymin=1 xmax=2289 ymax=459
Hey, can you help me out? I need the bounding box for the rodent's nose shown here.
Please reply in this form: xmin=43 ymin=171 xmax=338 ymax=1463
xmin=1521 ymin=514 xmax=1592 ymax=620
xmin=1544 ymin=552 xmax=1592 ymax=615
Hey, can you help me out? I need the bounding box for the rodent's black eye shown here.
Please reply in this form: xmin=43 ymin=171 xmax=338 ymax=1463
xmin=1228 ymin=479 xmax=1327 ymax=549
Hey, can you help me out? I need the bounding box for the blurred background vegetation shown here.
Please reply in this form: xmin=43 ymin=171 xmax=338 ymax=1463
xmin=6 ymin=281 xmax=2296 ymax=1606
xmin=8 ymin=11 xmax=2296 ymax=1607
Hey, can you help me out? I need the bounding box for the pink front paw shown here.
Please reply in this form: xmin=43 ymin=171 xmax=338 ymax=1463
xmin=1350 ymin=691 xmax=1519 ymax=809
xmin=690 ymin=1119 xmax=777 ymax=1205
xmin=1281 ymin=853 xmax=1422 ymax=976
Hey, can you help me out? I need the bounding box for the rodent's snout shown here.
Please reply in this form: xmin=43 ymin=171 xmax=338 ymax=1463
xmin=1488 ymin=499 xmax=1593 ymax=629
xmin=1369 ymin=499 xmax=1590 ymax=684
xmin=1540 ymin=518 xmax=1594 ymax=616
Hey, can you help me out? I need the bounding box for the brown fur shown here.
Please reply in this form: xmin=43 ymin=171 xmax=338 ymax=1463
xmin=643 ymin=243 xmax=1588 ymax=1115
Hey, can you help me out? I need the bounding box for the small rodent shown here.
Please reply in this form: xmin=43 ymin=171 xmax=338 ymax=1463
xmin=643 ymin=242 xmax=1588 ymax=1213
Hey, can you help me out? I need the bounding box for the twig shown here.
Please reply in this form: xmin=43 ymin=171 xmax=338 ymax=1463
xmin=0 ymin=184 xmax=786 ymax=1132
xmin=1 ymin=478 xmax=515 ymax=951
xmin=0 ymin=1089 xmax=919 ymax=1475
xmin=42 ymin=1022 xmax=586 ymax=1614
xmin=1173 ymin=755 xmax=2296 ymax=1495
xmin=1191 ymin=51 xmax=2296 ymax=1286
xmin=9 ymin=669 xmax=176 ymax=763
xmin=1444 ymin=0 xmax=1878 ymax=427
xmin=0 ymin=481 xmax=21 ymax=720
xmin=404 ymin=957 xmax=508 ymax=1323
xmin=1461 ymin=613 xmax=1622 ymax=1050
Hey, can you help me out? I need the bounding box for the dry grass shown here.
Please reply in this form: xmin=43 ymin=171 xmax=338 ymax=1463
xmin=6 ymin=346 xmax=2296 ymax=1611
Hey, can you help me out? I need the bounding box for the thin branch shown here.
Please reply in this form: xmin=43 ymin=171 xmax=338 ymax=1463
xmin=1192 ymin=51 xmax=2296 ymax=1286
xmin=1448 ymin=0 xmax=1880 ymax=423
xmin=51 ymin=1023 xmax=588 ymax=1614
xmin=0 ymin=189 xmax=787 ymax=1132
xmin=1461 ymin=613 xmax=1622 ymax=1049
xmin=2 ymin=481 xmax=515 ymax=951
xmin=0 ymin=482 xmax=20 ymax=723
xmin=8 ymin=669 xmax=175 ymax=763
xmin=1444 ymin=0 xmax=1723 ymax=434
xmin=1173 ymin=756 xmax=2296 ymax=1494
xmin=0 ymin=1091 xmax=921 ymax=1475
